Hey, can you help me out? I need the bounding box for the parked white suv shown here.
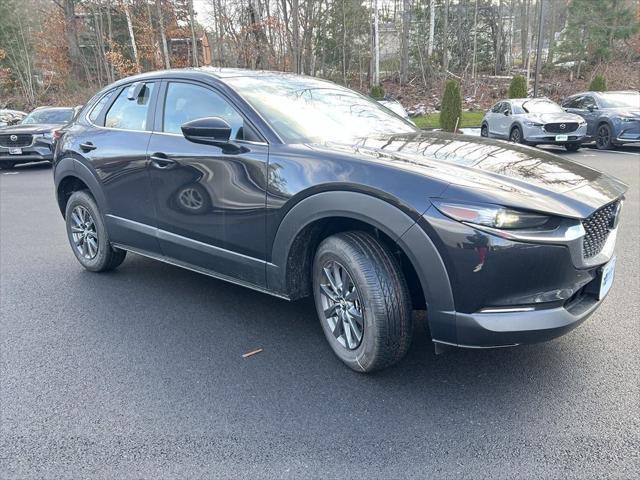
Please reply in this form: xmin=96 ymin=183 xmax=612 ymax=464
xmin=481 ymin=98 xmax=587 ymax=151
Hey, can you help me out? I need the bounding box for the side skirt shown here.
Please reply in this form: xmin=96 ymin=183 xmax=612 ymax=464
xmin=111 ymin=243 xmax=292 ymax=301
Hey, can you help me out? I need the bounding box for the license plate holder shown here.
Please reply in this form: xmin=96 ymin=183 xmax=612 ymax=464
xmin=555 ymin=134 xmax=568 ymax=142
xmin=9 ymin=147 xmax=22 ymax=155
xmin=598 ymin=256 xmax=616 ymax=300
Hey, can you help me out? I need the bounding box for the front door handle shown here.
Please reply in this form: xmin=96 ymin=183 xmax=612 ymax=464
xmin=150 ymin=153 xmax=177 ymax=169
xmin=80 ymin=142 xmax=96 ymax=152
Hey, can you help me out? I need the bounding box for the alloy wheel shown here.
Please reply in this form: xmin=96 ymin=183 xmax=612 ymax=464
xmin=510 ymin=128 xmax=521 ymax=143
xmin=319 ymin=260 xmax=364 ymax=350
xmin=597 ymin=125 xmax=610 ymax=149
xmin=70 ymin=205 xmax=98 ymax=260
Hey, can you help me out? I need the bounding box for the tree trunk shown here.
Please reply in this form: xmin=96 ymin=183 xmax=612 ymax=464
xmin=62 ymin=0 xmax=85 ymax=82
xmin=123 ymin=1 xmax=140 ymax=72
xmin=373 ymin=0 xmax=380 ymax=86
xmin=471 ymin=0 xmax=478 ymax=80
xmin=188 ymin=0 xmax=199 ymax=67
xmin=400 ymin=0 xmax=410 ymax=85
xmin=442 ymin=0 xmax=449 ymax=73
xmin=427 ymin=0 xmax=435 ymax=57
xmin=155 ymin=0 xmax=171 ymax=68
xmin=292 ymin=0 xmax=300 ymax=74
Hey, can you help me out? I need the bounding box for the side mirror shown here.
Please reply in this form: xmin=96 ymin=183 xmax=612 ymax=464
xmin=587 ymin=105 xmax=597 ymax=112
xmin=181 ymin=116 xmax=232 ymax=145
xmin=503 ymin=109 xmax=510 ymax=116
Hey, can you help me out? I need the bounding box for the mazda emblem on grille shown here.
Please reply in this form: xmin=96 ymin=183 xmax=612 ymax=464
xmin=10 ymin=134 xmax=17 ymax=142
xmin=560 ymin=124 xmax=566 ymax=130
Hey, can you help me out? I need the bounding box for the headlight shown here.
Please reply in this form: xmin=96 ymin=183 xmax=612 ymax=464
xmin=617 ymin=116 xmax=636 ymax=122
xmin=433 ymin=201 xmax=551 ymax=230
xmin=579 ymin=120 xmax=587 ymax=126
xmin=524 ymin=121 xmax=543 ymax=127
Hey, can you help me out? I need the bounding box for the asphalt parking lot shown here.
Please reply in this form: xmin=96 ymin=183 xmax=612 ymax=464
xmin=1 ymin=145 xmax=638 ymax=479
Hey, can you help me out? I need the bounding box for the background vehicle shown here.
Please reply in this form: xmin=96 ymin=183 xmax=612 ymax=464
xmin=0 ymin=109 xmax=27 ymax=127
xmin=481 ymin=98 xmax=587 ymax=151
xmin=0 ymin=107 xmax=75 ymax=169
xmin=562 ymin=91 xmax=640 ymax=150
xmin=54 ymin=69 xmax=625 ymax=372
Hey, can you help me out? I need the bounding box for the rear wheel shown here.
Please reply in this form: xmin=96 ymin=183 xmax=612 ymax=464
xmin=0 ymin=162 xmax=16 ymax=170
xmin=565 ymin=143 xmax=581 ymax=152
xmin=312 ymin=231 xmax=412 ymax=373
xmin=65 ymin=190 xmax=126 ymax=272
xmin=509 ymin=126 xmax=523 ymax=144
xmin=596 ymin=123 xmax=616 ymax=150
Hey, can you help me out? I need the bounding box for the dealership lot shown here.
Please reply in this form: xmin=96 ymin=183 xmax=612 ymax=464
xmin=1 ymin=146 xmax=638 ymax=478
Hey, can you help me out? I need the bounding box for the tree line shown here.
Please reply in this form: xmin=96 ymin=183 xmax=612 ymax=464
xmin=0 ymin=0 xmax=638 ymax=110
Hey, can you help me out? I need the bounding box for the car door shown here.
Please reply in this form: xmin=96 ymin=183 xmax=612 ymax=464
xmin=486 ymin=102 xmax=503 ymax=136
xmin=76 ymin=81 xmax=161 ymax=253
xmin=147 ymin=80 xmax=269 ymax=286
xmin=579 ymin=96 xmax=600 ymax=138
xmin=496 ymin=102 xmax=512 ymax=138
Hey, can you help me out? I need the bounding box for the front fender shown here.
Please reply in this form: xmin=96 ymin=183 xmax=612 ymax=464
xmin=267 ymin=191 xmax=456 ymax=342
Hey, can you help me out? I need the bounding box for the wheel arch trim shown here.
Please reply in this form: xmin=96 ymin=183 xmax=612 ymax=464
xmin=267 ymin=191 xmax=456 ymax=342
xmin=54 ymin=157 xmax=108 ymax=216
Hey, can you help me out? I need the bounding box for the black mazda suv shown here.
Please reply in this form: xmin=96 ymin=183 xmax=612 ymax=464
xmin=53 ymin=69 xmax=627 ymax=372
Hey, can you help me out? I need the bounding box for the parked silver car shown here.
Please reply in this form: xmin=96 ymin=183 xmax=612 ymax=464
xmin=481 ymin=98 xmax=587 ymax=151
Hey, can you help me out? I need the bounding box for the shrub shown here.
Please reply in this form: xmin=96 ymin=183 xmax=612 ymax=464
xmin=370 ymin=85 xmax=385 ymax=99
xmin=508 ymin=75 xmax=527 ymax=98
xmin=589 ymin=74 xmax=607 ymax=92
xmin=440 ymin=80 xmax=462 ymax=132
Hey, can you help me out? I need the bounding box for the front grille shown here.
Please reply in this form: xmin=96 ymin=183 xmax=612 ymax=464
xmin=0 ymin=134 xmax=32 ymax=148
xmin=582 ymin=201 xmax=619 ymax=259
xmin=544 ymin=122 xmax=579 ymax=133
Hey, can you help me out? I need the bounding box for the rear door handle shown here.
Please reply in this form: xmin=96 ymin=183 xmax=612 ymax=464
xmin=150 ymin=153 xmax=177 ymax=169
xmin=80 ymin=142 xmax=96 ymax=152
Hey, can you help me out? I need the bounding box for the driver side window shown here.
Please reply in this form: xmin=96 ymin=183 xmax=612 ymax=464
xmin=163 ymin=82 xmax=259 ymax=141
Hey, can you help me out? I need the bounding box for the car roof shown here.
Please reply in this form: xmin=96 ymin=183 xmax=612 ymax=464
xmin=568 ymin=90 xmax=639 ymax=98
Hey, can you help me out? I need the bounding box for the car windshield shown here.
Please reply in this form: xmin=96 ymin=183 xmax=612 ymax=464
xmin=22 ymin=108 xmax=73 ymax=125
xmin=521 ymin=100 xmax=563 ymax=114
xmin=598 ymin=92 xmax=640 ymax=108
xmin=225 ymin=76 xmax=417 ymax=143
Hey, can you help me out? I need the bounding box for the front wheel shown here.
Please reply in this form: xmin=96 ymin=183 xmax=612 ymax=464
xmin=596 ymin=123 xmax=616 ymax=150
xmin=565 ymin=143 xmax=581 ymax=152
xmin=65 ymin=190 xmax=126 ymax=272
xmin=312 ymin=231 xmax=412 ymax=373
xmin=480 ymin=124 xmax=489 ymax=137
xmin=509 ymin=126 xmax=523 ymax=144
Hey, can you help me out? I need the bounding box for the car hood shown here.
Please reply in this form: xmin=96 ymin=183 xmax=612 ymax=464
xmin=0 ymin=123 xmax=63 ymax=134
xmin=314 ymin=131 xmax=627 ymax=219
xmin=523 ymin=112 xmax=584 ymax=124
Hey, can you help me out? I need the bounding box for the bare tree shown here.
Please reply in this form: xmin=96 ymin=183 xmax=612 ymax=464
xmin=400 ymin=0 xmax=410 ymax=85
xmin=188 ymin=0 xmax=199 ymax=67
xmin=155 ymin=0 xmax=171 ymax=68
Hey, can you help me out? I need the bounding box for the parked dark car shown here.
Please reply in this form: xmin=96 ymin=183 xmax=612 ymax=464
xmin=562 ymin=91 xmax=640 ymax=149
xmin=0 ymin=106 xmax=77 ymax=169
xmin=0 ymin=109 xmax=27 ymax=128
xmin=53 ymin=69 xmax=626 ymax=372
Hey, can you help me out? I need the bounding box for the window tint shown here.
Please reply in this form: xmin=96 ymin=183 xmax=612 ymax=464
xmin=163 ymin=82 xmax=255 ymax=141
xmin=564 ymin=96 xmax=582 ymax=108
xmin=88 ymin=91 xmax=113 ymax=124
xmin=491 ymin=102 xmax=502 ymax=113
xmin=581 ymin=96 xmax=597 ymax=109
xmin=104 ymin=82 xmax=154 ymax=130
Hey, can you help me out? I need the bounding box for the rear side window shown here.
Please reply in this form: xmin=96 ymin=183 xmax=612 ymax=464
xmin=105 ymin=82 xmax=155 ymax=131
xmin=88 ymin=91 xmax=113 ymax=124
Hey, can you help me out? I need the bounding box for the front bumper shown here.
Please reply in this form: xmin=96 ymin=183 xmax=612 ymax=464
xmin=523 ymin=124 xmax=587 ymax=145
xmin=419 ymin=206 xmax=616 ymax=348
xmin=0 ymin=143 xmax=53 ymax=164
xmin=451 ymin=279 xmax=603 ymax=348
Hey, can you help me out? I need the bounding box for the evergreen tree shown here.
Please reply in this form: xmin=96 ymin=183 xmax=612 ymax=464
xmin=440 ymin=80 xmax=462 ymax=132
xmin=508 ymin=75 xmax=527 ymax=98
xmin=370 ymin=85 xmax=385 ymax=99
xmin=589 ymin=75 xmax=607 ymax=92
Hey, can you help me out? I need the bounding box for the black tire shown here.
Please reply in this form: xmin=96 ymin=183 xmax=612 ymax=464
xmin=596 ymin=123 xmax=616 ymax=150
xmin=65 ymin=190 xmax=126 ymax=272
xmin=0 ymin=162 xmax=16 ymax=170
xmin=509 ymin=126 xmax=523 ymax=144
xmin=565 ymin=143 xmax=581 ymax=152
xmin=480 ymin=124 xmax=489 ymax=137
xmin=312 ymin=231 xmax=412 ymax=373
